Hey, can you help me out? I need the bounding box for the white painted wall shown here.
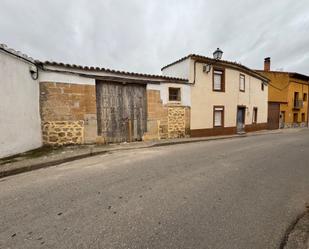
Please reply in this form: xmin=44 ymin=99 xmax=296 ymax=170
xmin=39 ymin=71 xmax=95 ymax=85
xmin=0 ymin=51 xmax=42 ymax=158
xmin=147 ymin=83 xmax=191 ymax=107
xmin=162 ymin=58 xmax=190 ymax=79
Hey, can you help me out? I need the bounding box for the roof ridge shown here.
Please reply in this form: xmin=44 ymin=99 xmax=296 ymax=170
xmin=161 ymin=53 xmax=269 ymax=81
xmin=0 ymin=43 xmax=188 ymax=82
xmin=0 ymin=43 xmax=35 ymax=63
xmin=41 ymin=60 xmax=188 ymax=82
xmin=255 ymin=69 xmax=309 ymax=80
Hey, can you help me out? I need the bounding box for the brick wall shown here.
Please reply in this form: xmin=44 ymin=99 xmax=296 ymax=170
xmin=144 ymin=90 xmax=168 ymax=140
xmin=40 ymin=82 xmax=97 ymax=145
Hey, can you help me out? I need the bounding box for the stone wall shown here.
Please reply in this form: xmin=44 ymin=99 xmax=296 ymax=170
xmin=42 ymin=121 xmax=84 ymax=146
xmin=168 ymin=106 xmax=185 ymax=138
xmin=40 ymin=84 xmax=191 ymax=145
xmin=144 ymin=90 xmax=190 ymax=140
xmin=40 ymin=82 xmax=97 ymax=146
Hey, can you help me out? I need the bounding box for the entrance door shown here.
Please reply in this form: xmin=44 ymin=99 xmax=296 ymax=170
xmin=96 ymin=81 xmax=147 ymax=143
xmin=279 ymin=111 xmax=285 ymax=129
xmin=268 ymin=102 xmax=280 ymax=130
xmin=237 ymin=107 xmax=246 ymax=133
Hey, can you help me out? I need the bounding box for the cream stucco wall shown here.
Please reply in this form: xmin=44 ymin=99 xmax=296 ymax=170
xmin=0 ymin=50 xmax=42 ymax=158
xmin=190 ymin=62 xmax=268 ymax=129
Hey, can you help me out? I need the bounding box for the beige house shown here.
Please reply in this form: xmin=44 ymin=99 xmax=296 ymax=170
xmin=162 ymin=52 xmax=269 ymax=136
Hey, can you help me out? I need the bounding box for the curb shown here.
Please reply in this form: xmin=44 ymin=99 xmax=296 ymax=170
xmin=0 ymin=131 xmax=281 ymax=179
xmin=0 ymin=151 xmax=109 ymax=179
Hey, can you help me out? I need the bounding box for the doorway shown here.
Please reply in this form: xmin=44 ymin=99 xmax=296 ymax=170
xmin=268 ymin=102 xmax=280 ymax=130
xmin=96 ymin=81 xmax=147 ymax=143
xmin=237 ymin=106 xmax=246 ymax=133
xmin=279 ymin=111 xmax=285 ymax=129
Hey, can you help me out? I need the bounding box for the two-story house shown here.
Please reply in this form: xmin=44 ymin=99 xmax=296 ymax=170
xmin=257 ymin=58 xmax=309 ymax=129
xmin=162 ymin=49 xmax=269 ymax=137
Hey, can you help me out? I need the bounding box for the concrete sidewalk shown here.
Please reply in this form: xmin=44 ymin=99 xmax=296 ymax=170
xmin=0 ymin=129 xmax=284 ymax=179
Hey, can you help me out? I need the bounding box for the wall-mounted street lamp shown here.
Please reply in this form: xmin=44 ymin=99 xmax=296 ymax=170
xmin=213 ymin=48 xmax=223 ymax=60
xmin=29 ymin=65 xmax=39 ymax=80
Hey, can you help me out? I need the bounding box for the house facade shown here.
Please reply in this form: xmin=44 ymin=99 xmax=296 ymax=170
xmin=257 ymin=58 xmax=309 ymax=129
xmin=38 ymin=61 xmax=191 ymax=146
xmin=162 ymin=54 xmax=269 ymax=136
xmin=0 ymin=43 xmax=275 ymax=156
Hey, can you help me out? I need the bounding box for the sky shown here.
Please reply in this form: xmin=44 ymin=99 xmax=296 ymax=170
xmin=1 ymin=0 xmax=309 ymax=75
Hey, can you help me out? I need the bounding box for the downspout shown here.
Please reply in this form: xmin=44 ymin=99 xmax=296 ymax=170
xmin=307 ymin=81 xmax=309 ymax=127
xmin=188 ymin=60 xmax=198 ymax=85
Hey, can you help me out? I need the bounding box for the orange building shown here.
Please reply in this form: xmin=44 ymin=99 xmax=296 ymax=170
xmin=257 ymin=58 xmax=309 ymax=129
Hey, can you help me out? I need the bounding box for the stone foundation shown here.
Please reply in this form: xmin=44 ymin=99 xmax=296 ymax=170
xmin=168 ymin=106 xmax=186 ymax=138
xmin=42 ymin=121 xmax=84 ymax=146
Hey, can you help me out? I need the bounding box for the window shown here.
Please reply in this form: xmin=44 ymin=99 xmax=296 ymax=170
xmin=294 ymin=92 xmax=301 ymax=108
xmin=169 ymin=87 xmax=181 ymax=101
xmin=294 ymin=92 xmax=299 ymax=102
xmin=304 ymin=93 xmax=307 ymax=101
xmin=252 ymin=107 xmax=258 ymax=124
xmin=261 ymin=83 xmax=264 ymax=91
xmin=302 ymin=113 xmax=306 ymax=122
xmin=213 ymin=68 xmax=225 ymax=92
xmin=239 ymin=74 xmax=245 ymax=92
xmin=213 ymin=106 xmax=224 ymax=127
xmin=293 ymin=113 xmax=298 ymax=123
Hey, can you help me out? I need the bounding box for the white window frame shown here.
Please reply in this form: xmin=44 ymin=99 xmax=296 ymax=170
xmin=213 ymin=69 xmax=224 ymax=92
xmin=214 ymin=106 xmax=224 ymax=127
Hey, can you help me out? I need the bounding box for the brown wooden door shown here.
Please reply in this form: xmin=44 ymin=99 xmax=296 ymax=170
xmin=96 ymin=81 xmax=147 ymax=143
xmin=268 ymin=102 xmax=280 ymax=130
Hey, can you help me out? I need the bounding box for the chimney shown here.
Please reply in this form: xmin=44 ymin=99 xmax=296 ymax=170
xmin=264 ymin=57 xmax=271 ymax=71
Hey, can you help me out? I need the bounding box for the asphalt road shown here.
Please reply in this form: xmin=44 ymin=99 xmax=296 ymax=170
xmin=1 ymin=129 xmax=309 ymax=249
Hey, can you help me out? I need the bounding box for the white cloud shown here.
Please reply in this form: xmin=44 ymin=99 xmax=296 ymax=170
xmin=1 ymin=0 xmax=309 ymax=75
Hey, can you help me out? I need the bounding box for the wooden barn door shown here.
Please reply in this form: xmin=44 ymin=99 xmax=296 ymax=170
xmin=268 ymin=102 xmax=280 ymax=130
xmin=96 ymin=81 xmax=147 ymax=143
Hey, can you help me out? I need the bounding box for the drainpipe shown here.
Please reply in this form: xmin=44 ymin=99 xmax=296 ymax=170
xmin=188 ymin=60 xmax=198 ymax=85
xmin=307 ymin=86 xmax=309 ymax=127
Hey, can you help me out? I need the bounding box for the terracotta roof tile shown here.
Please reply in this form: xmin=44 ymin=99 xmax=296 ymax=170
xmin=0 ymin=43 xmax=188 ymax=82
xmin=161 ymin=54 xmax=269 ymax=82
xmin=0 ymin=43 xmax=35 ymax=63
xmin=39 ymin=60 xmax=188 ymax=82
